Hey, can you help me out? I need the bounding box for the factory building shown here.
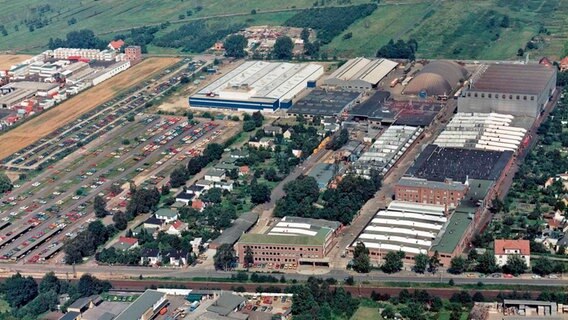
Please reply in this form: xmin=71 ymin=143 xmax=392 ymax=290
xmin=323 ymin=57 xmax=398 ymax=90
xmin=395 ymin=177 xmax=468 ymax=210
xmin=458 ymin=63 xmax=557 ymax=118
xmin=403 ymin=61 xmax=469 ymax=98
xmin=353 ymin=125 xmax=423 ymax=177
xmin=189 ymin=61 xmax=323 ymax=112
xmin=434 ymin=112 xmax=527 ymax=152
xmin=236 ymin=216 xmax=341 ymax=267
xmin=351 ymin=201 xmax=448 ymax=261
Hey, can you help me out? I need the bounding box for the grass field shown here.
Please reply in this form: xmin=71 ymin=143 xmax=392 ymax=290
xmin=0 ymin=54 xmax=32 ymax=69
xmin=350 ymin=306 xmax=382 ymax=320
xmin=0 ymin=57 xmax=179 ymax=159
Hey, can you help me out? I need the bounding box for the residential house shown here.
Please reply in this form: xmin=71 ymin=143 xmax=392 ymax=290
xmin=164 ymin=249 xmax=190 ymax=266
xmin=239 ymin=165 xmax=250 ymax=176
xmin=283 ymin=128 xmax=294 ymax=139
xmin=292 ymin=149 xmax=303 ymax=158
xmin=155 ymin=208 xmax=178 ymax=223
xmin=190 ymin=237 xmax=203 ymax=253
xmin=166 ymin=220 xmax=188 ymax=236
xmin=248 ymin=137 xmax=275 ymax=150
xmin=192 ymin=199 xmax=205 ymax=212
xmin=494 ymin=239 xmax=531 ymax=267
xmin=230 ymin=150 xmax=249 ymax=159
xmin=140 ymin=248 xmax=161 ymax=266
xmin=108 ymin=40 xmax=125 ymax=51
xmin=113 ymin=236 xmax=139 ymax=251
xmin=143 ymin=216 xmax=163 ymax=231
xmin=205 ymin=168 xmax=226 ymax=182
xmin=196 ymin=179 xmax=234 ymax=192
xmin=215 ymin=163 xmax=237 ymax=172
xmin=175 ymin=192 xmax=194 ymax=205
xmin=67 ymin=295 xmax=102 ymax=313
xmin=263 ymin=125 xmax=283 ymax=136
xmin=556 ymin=236 xmax=568 ymax=254
xmin=560 ymin=56 xmax=568 ymax=72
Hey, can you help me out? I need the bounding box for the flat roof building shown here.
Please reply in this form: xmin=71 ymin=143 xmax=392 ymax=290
xmin=435 ymin=113 xmax=527 ymax=152
xmin=287 ymin=89 xmax=361 ymax=117
xmin=190 ymin=61 xmax=323 ymax=112
xmin=323 ymin=57 xmax=398 ymax=90
xmin=353 ymin=125 xmax=423 ymax=177
xmin=406 ymin=144 xmax=513 ymax=182
xmin=236 ymin=216 xmax=341 ymax=267
xmin=395 ymin=177 xmax=468 ymax=210
xmin=114 ymin=290 xmax=167 ymax=320
xmin=458 ymin=63 xmax=557 ymax=118
xmin=209 ymin=212 xmax=258 ymax=250
xmin=351 ymin=201 xmax=448 ymax=261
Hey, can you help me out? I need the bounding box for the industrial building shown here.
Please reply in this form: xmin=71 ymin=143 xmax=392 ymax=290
xmin=236 ymin=216 xmax=341 ymax=267
xmin=323 ymin=57 xmax=398 ymax=90
xmin=434 ymin=113 xmax=527 ymax=152
xmin=406 ymin=144 xmax=513 ymax=182
xmin=287 ymin=89 xmax=362 ymax=117
xmin=189 ymin=61 xmax=323 ymax=111
xmin=351 ymin=201 xmax=448 ymax=261
xmin=395 ymin=177 xmax=468 ymax=210
xmin=353 ymin=125 xmax=423 ymax=177
xmin=307 ymin=163 xmax=343 ymax=190
xmin=458 ymin=63 xmax=557 ymax=118
xmin=403 ymin=61 xmax=469 ymax=97
xmin=114 ymin=290 xmax=167 ymax=320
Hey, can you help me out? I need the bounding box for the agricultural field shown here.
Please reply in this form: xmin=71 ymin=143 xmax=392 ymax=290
xmin=0 ymin=54 xmax=32 ymax=69
xmin=0 ymin=57 xmax=179 ymax=159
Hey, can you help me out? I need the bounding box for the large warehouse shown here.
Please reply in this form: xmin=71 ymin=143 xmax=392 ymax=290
xmin=189 ymin=61 xmax=323 ymax=112
xmin=403 ymin=61 xmax=469 ymax=97
xmin=458 ymin=63 xmax=557 ymax=118
xmin=323 ymin=57 xmax=398 ymax=90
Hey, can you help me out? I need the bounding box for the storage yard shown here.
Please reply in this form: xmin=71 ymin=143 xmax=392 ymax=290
xmin=0 ymin=57 xmax=179 ymax=160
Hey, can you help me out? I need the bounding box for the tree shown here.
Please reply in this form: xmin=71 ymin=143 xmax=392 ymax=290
xmin=39 ymin=272 xmax=61 ymax=294
xmin=0 ymin=172 xmax=13 ymax=194
xmin=201 ymin=188 xmax=223 ymax=204
xmin=412 ymin=253 xmax=429 ymax=273
xmin=448 ymin=256 xmax=467 ymax=274
xmin=503 ymin=254 xmax=527 ymax=276
xmin=517 ymin=48 xmax=525 ymax=57
xmin=329 ymin=128 xmax=348 ymax=150
xmin=476 ymin=251 xmax=498 ymax=274
xmin=381 ymin=251 xmax=403 ymax=274
xmin=224 ymin=34 xmax=247 ymax=58
xmin=273 ymin=36 xmax=294 ymax=60
xmin=113 ymin=212 xmax=128 ymax=230
xmin=93 ymin=195 xmax=108 ymax=218
xmin=428 ymin=250 xmax=440 ymax=273
xmin=264 ymin=167 xmax=279 ymax=182
xmin=170 ymin=166 xmax=188 ymax=188
xmin=4 ymin=273 xmax=38 ymax=308
xmin=352 ymin=242 xmax=371 ymax=273
xmin=473 ymin=292 xmax=485 ymax=302
xmin=110 ymin=184 xmax=122 ymax=195
xmin=214 ymin=243 xmax=237 ymax=270
xmin=244 ymin=246 xmax=254 ymax=267
xmin=301 ymin=28 xmax=310 ymax=42
xmin=250 ymin=183 xmax=271 ymax=204
xmin=500 ymin=15 xmax=510 ymax=28
xmin=77 ymin=274 xmax=111 ymax=297
xmin=381 ymin=305 xmax=396 ymax=319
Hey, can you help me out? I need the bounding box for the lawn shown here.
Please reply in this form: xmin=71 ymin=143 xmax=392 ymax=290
xmin=350 ymin=306 xmax=382 ymax=320
xmin=0 ymin=298 xmax=9 ymax=313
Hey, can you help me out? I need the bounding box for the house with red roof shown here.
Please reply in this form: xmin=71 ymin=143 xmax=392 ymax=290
xmin=192 ymin=199 xmax=204 ymax=212
xmin=108 ymin=40 xmax=125 ymax=51
xmin=166 ymin=220 xmax=188 ymax=236
xmin=560 ymin=56 xmax=568 ymax=72
xmin=494 ymin=239 xmax=530 ymax=267
xmin=239 ymin=165 xmax=250 ymax=176
xmin=113 ymin=236 xmax=139 ymax=251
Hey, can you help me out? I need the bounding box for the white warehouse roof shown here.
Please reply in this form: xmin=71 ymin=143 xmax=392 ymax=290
xmin=324 ymin=57 xmax=398 ymax=87
xmin=435 ymin=112 xmax=527 ymax=152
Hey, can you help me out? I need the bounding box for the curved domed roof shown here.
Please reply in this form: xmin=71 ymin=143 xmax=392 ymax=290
xmin=404 ymin=61 xmax=468 ymax=96
xmin=404 ymin=73 xmax=452 ymax=96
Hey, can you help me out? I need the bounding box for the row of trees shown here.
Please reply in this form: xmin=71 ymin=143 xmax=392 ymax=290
xmin=170 ymin=142 xmax=224 ymax=188
xmin=0 ymin=172 xmax=12 ymax=194
xmin=376 ymin=39 xmax=418 ymax=60
xmin=64 ymin=220 xmax=115 ymax=264
xmin=2 ymin=272 xmax=110 ymax=320
xmin=48 ymin=29 xmax=107 ymax=50
xmin=291 ymin=277 xmax=359 ymax=320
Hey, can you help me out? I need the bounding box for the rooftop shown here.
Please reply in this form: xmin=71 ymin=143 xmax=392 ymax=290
xmin=396 ymin=177 xmax=467 ymax=192
xmin=430 ymin=210 xmax=473 ymax=254
xmin=207 ymin=293 xmax=246 ymax=316
xmin=287 ymin=89 xmax=361 ymax=116
xmin=494 ymin=239 xmax=530 ymax=255
xmin=210 ymin=212 xmax=258 ymax=248
xmin=2 ymin=81 xmax=59 ymax=91
xmin=406 ymin=144 xmax=513 ymax=182
xmin=59 ymin=311 xmax=81 ymax=320
xmin=349 ymin=91 xmax=392 ymax=120
xmin=114 ymin=290 xmax=166 ymax=320
xmin=155 ymin=208 xmax=177 ymax=218
xmin=468 ymin=63 xmax=556 ymax=95
xmin=325 ymin=57 xmax=398 ymax=85
xmin=206 ymin=168 xmax=226 ymax=177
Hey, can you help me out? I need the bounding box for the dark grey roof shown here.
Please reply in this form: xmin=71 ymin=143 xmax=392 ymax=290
xmin=406 ymin=144 xmax=513 ymax=182
xmin=144 ymin=216 xmax=163 ymax=225
xmin=155 ymin=208 xmax=177 ymax=218
xmin=188 ymin=184 xmax=205 ymax=193
xmin=163 ymin=249 xmax=189 ymax=259
xmin=349 ymin=91 xmax=392 ymax=119
xmin=207 ymin=293 xmax=246 ymax=316
xmin=140 ymin=248 xmax=160 ymax=257
xmin=176 ymin=192 xmax=195 ymax=201
xmin=114 ymin=290 xmax=166 ymax=320
xmin=210 ymin=212 xmax=258 ymax=248
xmin=288 ymin=90 xmax=361 ymax=117
xmin=59 ymin=311 xmax=81 ymax=320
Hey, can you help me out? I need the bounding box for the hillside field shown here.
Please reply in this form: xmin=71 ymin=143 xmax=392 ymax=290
xmin=0 ymin=0 xmax=566 ymax=60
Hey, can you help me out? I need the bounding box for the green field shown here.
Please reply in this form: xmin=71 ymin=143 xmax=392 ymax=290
xmin=1 ymin=0 xmax=568 ymax=60
xmin=350 ymin=306 xmax=382 ymax=320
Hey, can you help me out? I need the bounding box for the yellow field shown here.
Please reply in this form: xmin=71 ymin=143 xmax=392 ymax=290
xmin=0 ymin=57 xmax=180 ymax=159
xmin=0 ymin=54 xmax=32 ymax=70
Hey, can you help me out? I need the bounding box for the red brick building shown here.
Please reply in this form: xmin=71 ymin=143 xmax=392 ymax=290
xmin=125 ymin=46 xmax=142 ymax=65
xmin=395 ymin=177 xmax=468 ymax=212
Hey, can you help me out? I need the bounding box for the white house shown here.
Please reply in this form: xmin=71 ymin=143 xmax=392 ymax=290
xmin=155 ymin=208 xmax=178 ymax=223
xmin=494 ymin=239 xmax=531 ymax=267
xmin=166 ymin=220 xmax=188 ymax=236
xmin=204 ymin=168 xmax=226 ymax=182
